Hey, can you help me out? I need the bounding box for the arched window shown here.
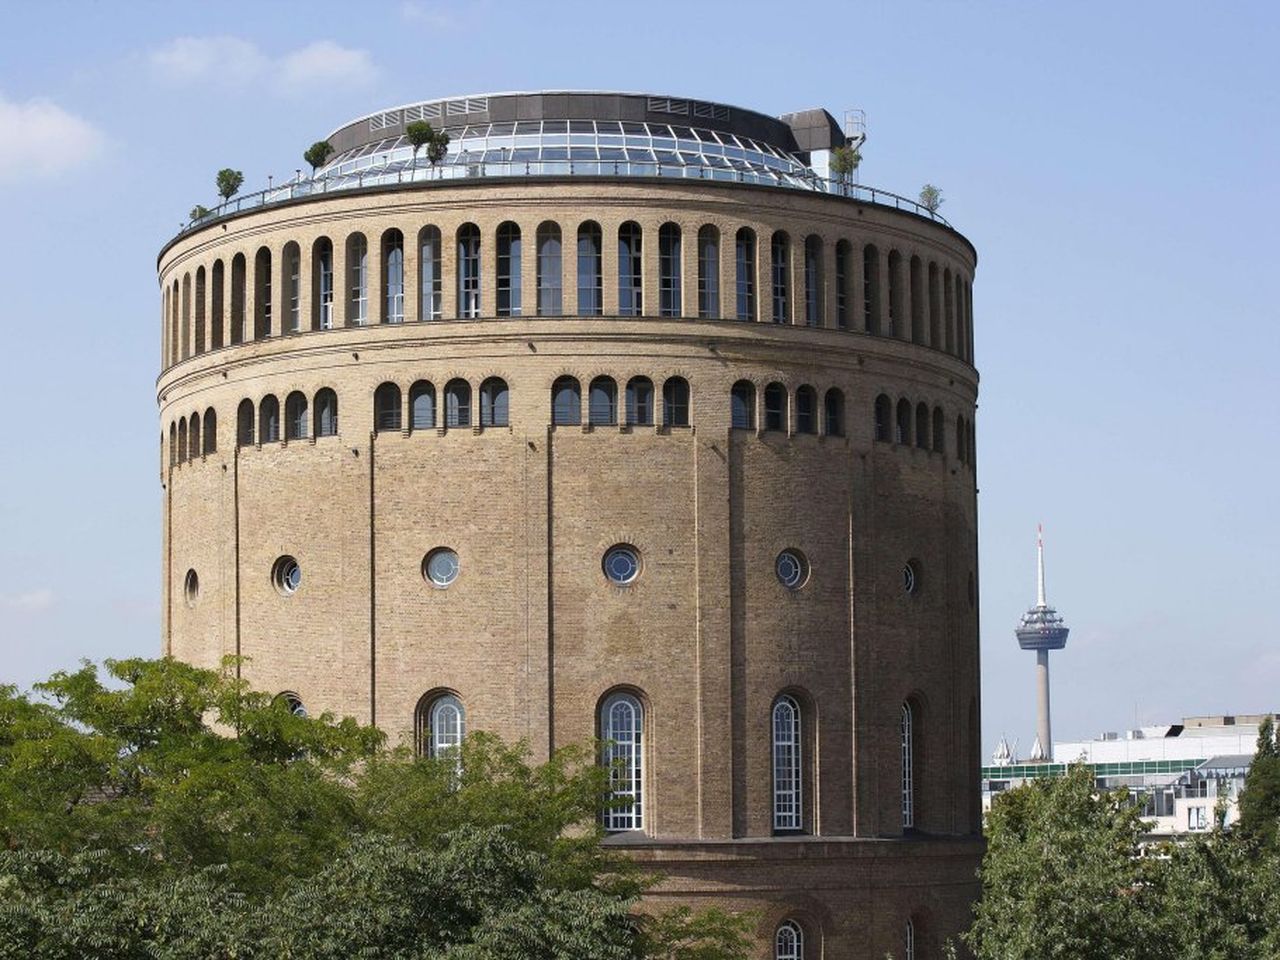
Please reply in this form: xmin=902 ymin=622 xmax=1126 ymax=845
xmin=588 ymin=376 xmax=617 ymax=426
xmin=259 ymin=395 xmax=280 ymax=443
xmin=346 ymin=233 xmax=368 ymax=325
xmin=445 ymin=379 xmax=471 ymax=428
xmin=415 ymin=692 xmax=464 ymax=759
xmin=194 ymin=266 xmax=206 ymax=353
xmin=382 ymin=229 xmax=404 ymax=323
xmin=210 ymin=259 xmax=225 ymax=348
xmin=188 ymin=411 xmax=200 ymax=460
xmin=943 ymin=267 xmax=955 ymax=354
xmin=480 ymin=377 xmax=509 ymax=427
xmin=410 ymin=381 xmax=436 ymax=431
xmin=497 ymin=221 xmax=522 ymax=317
xmin=910 ymin=255 xmax=925 ymax=345
xmin=887 ymin=250 xmax=903 ymax=338
xmin=697 ymin=225 xmax=719 ymax=318
xmin=955 ymin=273 xmax=965 ymax=360
xmin=282 ymin=242 xmax=301 ymax=333
xmin=933 ymin=407 xmax=946 ymax=456
xmin=735 ymin=227 xmax=756 ymax=321
xmin=965 ymin=281 xmax=975 ymax=362
xmin=862 ymin=244 xmax=879 ymax=334
xmin=374 ymin=382 xmax=402 ymax=433
xmin=168 ymin=421 xmax=177 ymax=466
xmin=915 ymin=402 xmax=930 ymax=450
xmin=775 ymin=920 xmax=803 ymax=960
xmin=600 ymin=691 xmax=644 ymax=832
xmin=770 ymin=231 xmax=790 ymax=323
xmin=902 ymin=700 xmax=917 ymax=829
xmin=457 ymin=224 xmax=481 ymax=319
xmin=285 ymin=391 xmax=309 ymax=440
xmin=956 ymin=414 xmax=968 ymax=464
xmin=177 ymin=418 xmax=188 ymax=463
xmin=625 ymin=377 xmax=654 ymax=426
xmin=795 ymin=386 xmax=817 ymax=435
xmin=663 ymin=377 xmax=690 ymax=428
xmin=180 ymin=275 xmax=190 ymax=358
xmin=928 ymin=262 xmax=941 ymax=348
xmin=236 ymin=399 xmax=254 ymax=447
xmin=314 ymin=389 xmax=338 ymax=437
xmin=803 ymin=235 xmax=822 ymax=327
xmin=202 ymin=408 xmax=217 ymax=454
xmin=277 ymin=692 xmax=307 ymax=717
xmin=763 ymin=382 xmax=786 ymax=432
xmin=419 ymin=226 xmax=442 ymax=320
xmin=618 ymin=222 xmax=643 ymax=316
xmin=874 ymin=394 xmax=891 ymax=442
xmin=253 ymin=247 xmax=271 ymax=340
xmin=905 ymin=918 xmax=916 ymax=960
xmin=552 ymin=376 xmax=581 ymax=426
xmin=835 ymin=239 xmax=851 ymax=330
xmin=895 ymin=398 xmax=912 ymax=445
xmin=730 ymin=380 xmax=755 ymax=430
xmin=577 ymin=221 xmax=603 ymax=316
xmin=312 ymin=237 xmax=334 ymax=330
xmin=772 ymin=695 xmax=803 ymax=831
xmin=536 ymin=222 xmax=562 ymax=316
xmin=230 ymin=253 xmax=245 ymax=345
xmin=658 ymin=223 xmax=681 ymax=317
xmin=824 ymin=389 xmax=844 ymax=437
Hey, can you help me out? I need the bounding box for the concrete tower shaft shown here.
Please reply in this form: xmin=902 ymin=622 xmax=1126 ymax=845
xmin=1016 ymin=526 xmax=1069 ymax=757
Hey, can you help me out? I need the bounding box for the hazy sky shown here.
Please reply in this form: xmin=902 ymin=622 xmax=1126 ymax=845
xmin=1 ymin=1 xmax=1276 ymax=755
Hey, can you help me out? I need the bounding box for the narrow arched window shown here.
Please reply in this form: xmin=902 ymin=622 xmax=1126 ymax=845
xmin=835 ymin=239 xmax=851 ymax=330
xmin=775 ymin=920 xmax=803 ymax=960
xmin=230 ymin=253 xmax=245 ymax=345
xmin=457 ymin=224 xmax=481 ymax=319
xmin=904 ymin=919 xmax=916 ymax=960
xmin=177 ymin=418 xmax=188 ymax=463
xmin=253 ymin=248 xmax=271 ymax=340
xmin=663 ymin=377 xmax=690 ymax=428
xmin=536 ymin=222 xmax=562 ymax=316
xmin=730 ymin=381 xmax=755 ymax=429
xmin=314 ymin=389 xmax=338 ymax=437
xmin=824 ymin=389 xmax=844 ymax=437
xmin=497 ymin=221 xmax=522 ymax=317
xmin=282 ymin=242 xmax=301 ymax=333
xmin=383 ymin=229 xmax=404 ymax=323
xmin=735 ymin=227 xmax=756 ymax=321
xmin=577 ymin=221 xmax=603 ymax=316
xmin=194 ymin=266 xmax=206 ymax=352
xmin=955 ymin=273 xmax=966 ymax=360
xmin=374 ymin=382 xmax=402 ymax=433
xmin=169 ymin=421 xmax=177 ymax=466
xmin=277 ymin=692 xmax=307 ymax=717
xmin=928 ymin=262 xmax=941 ymax=347
xmin=188 ymin=412 xmax=200 ymax=460
xmin=552 ymin=376 xmax=581 ymax=426
xmin=419 ymin=226 xmax=442 ymax=320
xmin=259 ymin=395 xmax=280 ymax=444
xmin=445 ymin=379 xmax=471 ymax=428
xmin=658 ymin=223 xmax=682 ymax=317
xmin=347 ymin=233 xmax=368 ymax=325
xmin=803 ymin=235 xmax=822 ymax=327
xmin=770 ymin=231 xmax=790 ymax=323
xmin=600 ymin=691 xmax=644 ymax=832
xmin=236 ymin=399 xmax=254 ymax=447
xmin=795 ymin=386 xmax=817 ymax=435
xmin=887 ymin=250 xmax=903 ymax=338
xmin=313 ymin=238 xmax=334 ymax=330
xmin=956 ymin=414 xmax=968 ymax=464
xmin=916 ymin=402 xmax=930 ymax=450
xmin=874 ymin=394 xmax=891 ymax=442
xmin=697 ymin=225 xmax=719 ymax=318
xmin=618 ymin=222 xmax=643 ymax=316
xmin=933 ymin=407 xmax=945 ymax=456
xmin=902 ymin=701 xmax=916 ymax=829
xmin=772 ymin=695 xmax=803 ymax=831
xmin=862 ymin=244 xmax=879 ymax=334
xmin=763 ymin=383 xmax=786 ymax=432
xmin=181 ymin=275 xmax=191 ymax=358
xmin=588 ymin=376 xmax=617 ymax=426
xmin=285 ymin=391 xmax=309 ymax=440
xmin=625 ymin=376 xmax=654 ymax=426
xmin=415 ymin=692 xmax=465 ymax=759
xmin=410 ymin=381 xmax=435 ymax=431
xmin=202 ymin=408 xmax=217 ymax=454
xmin=910 ymin=255 xmax=925 ymax=345
xmin=480 ymin=377 xmax=509 ymax=427
xmin=943 ymin=267 xmax=955 ymax=354
xmin=895 ymin=398 xmax=912 ymax=445
xmin=211 ymin=259 xmax=225 ymax=347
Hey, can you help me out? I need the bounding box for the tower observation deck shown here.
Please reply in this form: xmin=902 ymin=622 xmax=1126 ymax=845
xmin=1016 ymin=526 xmax=1070 ymax=758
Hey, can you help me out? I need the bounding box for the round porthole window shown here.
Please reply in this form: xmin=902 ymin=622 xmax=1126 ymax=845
xmin=423 ymin=548 xmax=460 ymax=588
xmin=603 ymin=544 xmax=641 ymax=585
xmin=183 ymin=569 xmax=199 ymax=607
xmin=775 ymin=549 xmax=809 ymax=590
xmin=272 ymin=556 xmax=301 ymax=596
xmin=903 ymin=560 xmax=920 ymax=595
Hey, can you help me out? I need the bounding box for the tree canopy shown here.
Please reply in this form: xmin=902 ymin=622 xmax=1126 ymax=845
xmin=215 ymin=167 xmax=244 ymax=201
xmin=303 ymin=140 xmax=334 ymax=174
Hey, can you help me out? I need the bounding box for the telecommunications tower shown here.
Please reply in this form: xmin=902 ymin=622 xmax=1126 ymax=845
xmin=1015 ymin=526 xmax=1070 ymax=760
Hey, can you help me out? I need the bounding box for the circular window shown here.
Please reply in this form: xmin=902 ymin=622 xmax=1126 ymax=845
xmin=775 ymin=549 xmax=809 ymax=590
xmin=903 ymin=560 xmax=920 ymax=595
xmin=272 ymin=556 xmax=301 ymax=596
xmin=183 ymin=569 xmax=199 ymax=606
xmin=423 ymin=548 xmax=460 ymax=588
xmin=603 ymin=544 xmax=641 ymax=585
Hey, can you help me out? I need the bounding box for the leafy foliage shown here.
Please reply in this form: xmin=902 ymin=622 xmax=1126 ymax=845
xmin=303 ymin=140 xmax=334 ymax=173
xmin=1238 ymin=715 xmax=1280 ymax=846
xmin=829 ymin=144 xmax=861 ymax=181
xmin=215 ymin=167 xmax=244 ymax=201
xmin=405 ymin=121 xmax=451 ymax=169
xmin=918 ymin=183 xmax=943 ymax=212
xmin=189 ymin=204 xmax=210 ymax=221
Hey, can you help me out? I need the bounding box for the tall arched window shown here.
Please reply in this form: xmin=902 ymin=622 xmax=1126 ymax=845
xmin=658 ymin=223 xmax=681 ymax=317
xmin=663 ymin=377 xmax=690 ymax=428
xmin=314 ymin=388 xmax=338 ymax=437
xmin=210 ymin=259 xmax=225 ymax=348
xmin=457 ymin=224 xmax=481 ymax=319
xmin=236 ymin=399 xmax=254 ymax=447
xmin=445 ymin=379 xmax=471 ymax=428
xmin=419 ymin=226 xmax=442 ymax=320
xmin=932 ymin=407 xmax=946 ymax=456
xmin=824 ymin=389 xmax=844 ymax=437
xmin=910 ymin=255 xmax=925 ymax=345
xmin=943 ymin=267 xmax=955 ymax=355
xmin=862 ymin=244 xmax=879 ymax=334
xmin=497 ymin=221 xmax=522 ymax=317
xmin=803 ymin=235 xmax=822 ymax=327
xmin=887 ymin=249 xmax=905 ymax=338
xmin=770 ymin=231 xmax=790 ymax=324
xmin=536 ymin=222 xmax=562 ymax=316
xmin=763 ymin=382 xmax=786 ymax=432
xmin=795 ymin=386 xmax=817 ymax=435
xmin=956 ymin=414 xmax=968 ymax=464
xmin=382 ymin=229 xmax=404 ymax=323
xmin=904 ymin=918 xmax=916 ymax=960
xmin=182 ymin=416 xmax=194 ymax=462
xmin=772 ymin=695 xmax=803 ymax=831
xmin=346 ymin=233 xmax=368 ymax=326
xmin=874 ymin=394 xmax=891 ymax=442
xmin=618 ymin=222 xmax=643 ymax=316
xmin=625 ymin=376 xmax=654 ymax=426
xmin=202 ymin=408 xmax=217 ymax=454
xmin=955 ymin=273 xmax=966 ymax=361
xmin=230 ymin=253 xmax=245 ymax=345
xmin=577 ymin=221 xmax=603 ymax=316
xmin=194 ymin=266 xmax=206 ymax=353
xmin=374 ymin=382 xmax=402 ymax=433
xmin=312 ymin=238 xmax=334 ymax=330
xmin=588 ymin=376 xmax=617 ymax=426
xmin=283 ymin=242 xmax=301 ymax=333
xmin=480 ymin=377 xmax=509 ymax=427
xmin=415 ymin=692 xmax=465 ymax=759
xmin=600 ymin=691 xmax=644 ymax=832
xmin=902 ymin=700 xmax=916 ymax=829
xmin=928 ymin=262 xmax=941 ymax=347
xmin=775 ymin=920 xmax=803 ymax=960
xmin=285 ymin=391 xmax=309 ymax=440
xmin=253 ymin=248 xmax=271 ymax=340
xmin=410 ymin=381 xmax=436 ymax=431
xmin=735 ymin=227 xmax=756 ymax=321
xmin=895 ymin=398 xmax=912 ymax=445
xmin=835 ymin=239 xmax=851 ymax=330
xmin=730 ymin=380 xmax=755 ymax=429
xmin=259 ymin=395 xmax=280 ymax=443
xmin=697 ymin=225 xmax=719 ymax=318
xmin=189 ymin=412 xmax=202 ymax=460
xmin=180 ymin=273 xmax=191 ymax=358
xmin=169 ymin=421 xmax=177 ymax=466
xmin=552 ymin=376 xmax=581 ymax=426
xmin=915 ymin=402 xmax=930 ymax=450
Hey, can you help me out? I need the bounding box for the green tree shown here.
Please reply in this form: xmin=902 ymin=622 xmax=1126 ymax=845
xmin=189 ymin=204 xmax=210 ymax=221
xmin=1237 ymin=715 xmax=1280 ymax=847
xmin=303 ymin=140 xmax=334 ymax=174
xmin=918 ymin=183 xmax=943 ymax=213
xmin=425 ymin=126 xmax=451 ymax=168
xmin=215 ymin=167 xmax=244 ymax=201
xmin=405 ymin=119 xmax=434 ymax=168
xmin=829 ymin=144 xmax=861 ymax=183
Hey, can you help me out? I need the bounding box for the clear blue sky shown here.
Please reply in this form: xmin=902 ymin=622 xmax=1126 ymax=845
xmin=1 ymin=1 xmax=1276 ymax=755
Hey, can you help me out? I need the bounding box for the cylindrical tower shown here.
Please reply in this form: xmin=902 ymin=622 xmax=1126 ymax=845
xmin=1016 ymin=526 xmax=1069 ymax=760
xmin=156 ymin=91 xmax=982 ymax=959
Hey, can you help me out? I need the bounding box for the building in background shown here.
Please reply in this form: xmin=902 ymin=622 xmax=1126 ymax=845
xmin=1014 ymin=526 xmax=1069 ymax=760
